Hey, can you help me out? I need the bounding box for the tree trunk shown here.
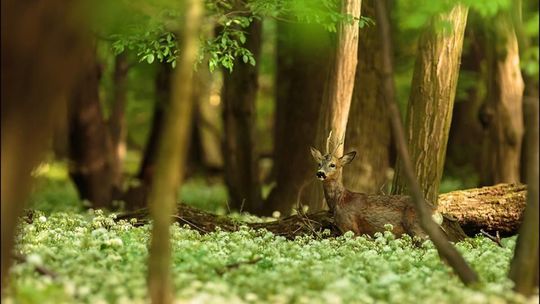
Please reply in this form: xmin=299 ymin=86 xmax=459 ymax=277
xmin=138 ymin=63 xmax=171 ymax=186
xmin=344 ymin=0 xmax=391 ymax=194
xmin=109 ymin=53 xmax=129 ymax=189
xmin=265 ymin=20 xmax=333 ymax=215
xmin=508 ymin=98 xmax=538 ymax=297
xmin=392 ymin=5 xmax=469 ymax=206
xmin=147 ymin=0 xmax=203 ymax=302
xmin=1 ymin=0 xmax=86 ymax=289
xmin=478 ymin=11 xmax=524 ymax=186
xmin=68 ymin=46 xmax=115 ymax=209
xmin=116 ymin=183 xmax=527 ymax=241
xmin=445 ymin=15 xmax=485 ymax=183
xmin=221 ymin=20 xmax=263 ymax=214
xmin=193 ymin=59 xmax=222 ymax=171
xmin=307 ymin=0 xmax=362 ymax=212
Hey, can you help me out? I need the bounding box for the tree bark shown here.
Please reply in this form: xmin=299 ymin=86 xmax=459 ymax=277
xmin=478 ymin=11 xmax=524 ymax=186
xmin=508 ymin=98 xmax=538 ymax=297
xmin=221 ymin=20 xmax=263 ymax=214
xmin=109 ymin=53 xmax=129 ymax=189
xmin=437 ymin=183 xmax=526 ymax=236
xmin=344 ymin=0 xmax=391 ymax=194
xmin=265 ymin=20 xmax=333 ymax=215
xmin=307 ymin=0 xmax=362 ymax=212
xmin=147 ymin=0 xmax=203 ymax=302
xmin=392 ymin=5 xmax=469 ymax=206
xmin=116 ymin=183 xmax=527 ymax=241
xmin=1 ymin=0 xmax=86 ymax=290
xmin=68 ymin=46 xmax=115 ymax=209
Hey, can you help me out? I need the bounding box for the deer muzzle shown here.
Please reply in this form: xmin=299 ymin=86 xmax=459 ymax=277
xmin=316 ymin=171 xmax=326 ymax=180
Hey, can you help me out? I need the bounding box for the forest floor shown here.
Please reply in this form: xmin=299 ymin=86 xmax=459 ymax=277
xmin=3 ymin=161 xmax=537 ymax=304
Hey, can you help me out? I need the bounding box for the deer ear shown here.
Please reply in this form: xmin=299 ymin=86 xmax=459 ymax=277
xmin=310 ymin=147 xmax=324 ymax=162
xmin=340 ymin=151 xmax=356 ymax=165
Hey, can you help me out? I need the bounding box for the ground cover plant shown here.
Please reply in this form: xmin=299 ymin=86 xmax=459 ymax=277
xmin=3 ymin=166 xmax=536 ymax=304
xmin=6 ymin=210 xmax=529 ymax=304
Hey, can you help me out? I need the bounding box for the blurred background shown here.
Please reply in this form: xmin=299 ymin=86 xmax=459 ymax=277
xmin=15 ymin=0 xmax=538 ymax=217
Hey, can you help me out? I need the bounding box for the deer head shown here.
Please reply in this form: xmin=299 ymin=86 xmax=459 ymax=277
xmin=310 ymin=131 xmax=356 ymax=181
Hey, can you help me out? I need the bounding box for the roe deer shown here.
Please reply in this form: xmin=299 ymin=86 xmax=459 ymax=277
xmin=310 ymin=132 xmax=442 ymax=238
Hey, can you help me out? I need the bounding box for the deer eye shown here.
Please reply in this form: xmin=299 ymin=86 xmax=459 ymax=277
xmin=318 ymin=163 xmax=322 ymax=168
xmin=330 ymin=163 xmax=336 ymax=168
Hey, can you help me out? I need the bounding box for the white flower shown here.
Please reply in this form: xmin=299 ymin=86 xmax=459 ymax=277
xmin=27 ymin=253 xmax=43 ymax=266
xmin=38 ymin=216 xmax=47 ymax=223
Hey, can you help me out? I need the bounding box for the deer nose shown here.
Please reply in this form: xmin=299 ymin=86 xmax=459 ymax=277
xmin=316 ymin=171 xmax=326 ymax=179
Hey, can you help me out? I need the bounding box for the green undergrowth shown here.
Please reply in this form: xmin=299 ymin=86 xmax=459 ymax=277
xmin=11 ymin=160 xmax=537 ymax=303
xmin=5 ymin=210 xmax=533 ymax=304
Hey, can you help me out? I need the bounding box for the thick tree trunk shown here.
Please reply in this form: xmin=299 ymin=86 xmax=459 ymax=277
xmin=116 ymin=183 xmax=527 ymax=241
xmin=344 ymin=0 xmax=391 ymax=194
xmin=478 ymin=12 xmax=524 ymax=186
xmin=508 ymin=99 xmax=538 ymax=297
xmin=109 ymin=53 xmax=129 ymax=189
xmin=307 ymin=0 xmax=362 ymax=212
xmin=1 ymin=0 xmax=86 ymax=289
xmin=392 ymin=5 xmax=469 ymax=205
xmin=221 ymin=20 xmax=263 ymax=214
xmin=147 ymin=0 xmax=203 ymax=301
xmin=265 ymin=21 xmax=333 ymax=215
xmin=68 ymin=46 xmax=115 ymax=209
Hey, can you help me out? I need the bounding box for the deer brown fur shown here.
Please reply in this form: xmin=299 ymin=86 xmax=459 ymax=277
xmin=310 ymin=134 xmax=440 ymax=238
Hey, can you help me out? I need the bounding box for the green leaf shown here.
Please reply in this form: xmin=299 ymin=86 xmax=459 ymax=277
xmin=146 ymin=54 xmax=155 ymax=64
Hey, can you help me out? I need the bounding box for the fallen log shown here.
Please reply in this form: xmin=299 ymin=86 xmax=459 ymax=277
xmin=437 ymin=183 xmax=526 ymax=236
xmin=116 ymin=183 xmax=526 ymax=240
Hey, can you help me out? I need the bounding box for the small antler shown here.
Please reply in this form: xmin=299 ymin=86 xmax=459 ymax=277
xmin=331 ymin=133 xmax=345 ymax=155
xmin=325 ymin=130 xmax=333 ymax=155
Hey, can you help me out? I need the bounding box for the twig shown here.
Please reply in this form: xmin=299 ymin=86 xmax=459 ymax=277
xmin=215 ymin=257 xmax=262 ymax=276
xmin=12 ymin=253 xmax=58 ymax=279
xmin=480 ymin=230 xmax=503 ymax=247
xmin=171 ymin=215 xmax=208 ymax=233
xmin=374 ymin=0 xmax=479 ymax=286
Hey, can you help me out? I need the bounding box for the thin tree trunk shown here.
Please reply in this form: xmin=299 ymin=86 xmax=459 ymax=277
xmin=68 ymin=46 xmax=115 ymax=209
xmin=344 ymin=0 xmax=391 ymax=194
xmin=265 ymin=21 xmax=333 ymax=215
xmin=374 ymin=1 xmax=478 ymax=286
xmin=308 ymin=0 xmax=362 ymax=212
xmin=392 ymin=5 xmax=469 ymax=206
xmin=138 ymin=63 xmax=171 ymax=186
xmin=478 ymin=11 xmax=524 ymax=186
xmin=221 ymin=20 xmax=263 ymax=214
xmin=147 ymin=0 xmax=203 ymax=302
xmin=193 ymin=56 xmax=222 ymax=171
xmin=109 ymin=53 xmax=129 ymax=189
xmin=1 ymin=0 xmax=86 ymax=289
xmin=508 ymin=97 xmax=538 ymax=297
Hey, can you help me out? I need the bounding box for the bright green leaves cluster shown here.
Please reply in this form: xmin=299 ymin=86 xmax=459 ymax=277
xmin=112 ymin=31 xmax=178 ymax=67
xmin=103 ymin=0 xmax=376 ymax=72
xmin=6 ymin=209 xmax=531 ymax=304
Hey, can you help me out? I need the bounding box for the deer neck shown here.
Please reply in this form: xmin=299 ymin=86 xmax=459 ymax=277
xmin=322 ymin=171 xmax=345 ymax=212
